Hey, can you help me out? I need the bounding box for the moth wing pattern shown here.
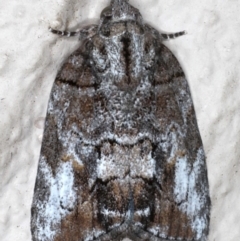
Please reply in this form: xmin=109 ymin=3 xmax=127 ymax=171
xmin=31 ymin=0 xmax=210 ymax=241
xmin=31 ymin=39 xmax=105 ymax=240
xmin=146 ymin=43 xmax=210 ymax=240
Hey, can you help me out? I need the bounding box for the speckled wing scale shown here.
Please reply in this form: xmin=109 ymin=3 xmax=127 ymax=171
xmin=31 ymin=0 xmax=210 ymax=240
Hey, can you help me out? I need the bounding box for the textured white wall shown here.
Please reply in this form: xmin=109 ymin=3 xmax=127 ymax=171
xmin=0 ymin=0 xmax=239 ymax=240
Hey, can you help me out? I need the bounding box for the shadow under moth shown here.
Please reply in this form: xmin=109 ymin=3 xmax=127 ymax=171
xmin=31 ymin=0 xmax=211 ymax=240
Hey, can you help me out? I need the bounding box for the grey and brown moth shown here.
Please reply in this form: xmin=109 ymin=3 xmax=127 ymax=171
xmin=31 ymin=0 xmax=211 ymax=240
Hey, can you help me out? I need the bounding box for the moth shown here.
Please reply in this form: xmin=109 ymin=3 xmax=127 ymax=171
xmin=31 ymin=0 xmax=211 ymax=240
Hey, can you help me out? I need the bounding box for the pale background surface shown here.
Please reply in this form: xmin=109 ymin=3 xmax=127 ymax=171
xmin=0 ymin=0 xmax=239 ymax=240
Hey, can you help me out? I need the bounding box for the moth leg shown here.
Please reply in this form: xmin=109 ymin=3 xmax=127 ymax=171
xmin=161 ymin=30 xmax=186 ymax=40
xmin=49 ymin=25 xmax=97 ymax=38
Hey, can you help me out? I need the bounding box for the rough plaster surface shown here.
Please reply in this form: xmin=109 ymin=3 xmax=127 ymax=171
xmin=0 ymin=0 xmax=239 ymax=240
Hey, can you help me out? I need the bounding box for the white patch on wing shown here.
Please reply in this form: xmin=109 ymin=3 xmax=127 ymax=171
xmin=174 ymin=147 xmax=208 ymax=239
xmin=57 ymin=161 xmax=77 ymax=210
xmin=174 ymin=154 xmax=189 ymax=202
xmin=97 ymin=141 xmax=155 ymax=181
xmin=34 ymin=157 xmax=76 ymax=241
xmin=84 ymin=229 xmax=105 ymax=241
xmin=130 ymin=151 xmax=156 ymax=179
xmin=135 ymin=207 xmax=150 ymax=217
xmin=101 ymin=208 xmax=122 ymax=217
xmin=187 ymin=147 xmax=208 ymax=240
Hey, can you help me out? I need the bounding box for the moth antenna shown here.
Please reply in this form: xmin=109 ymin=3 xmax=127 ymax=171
xmin=161 ymin=30 xmax=187 ymax=40
xmin=49 ymin=25 xmax=97 ymax=39
xmin=48 ymin=27 xmax=79 ymax=37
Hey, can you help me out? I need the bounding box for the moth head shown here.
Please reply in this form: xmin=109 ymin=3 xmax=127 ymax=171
xmin=100 ymin=0 xmax=143 ymax=24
